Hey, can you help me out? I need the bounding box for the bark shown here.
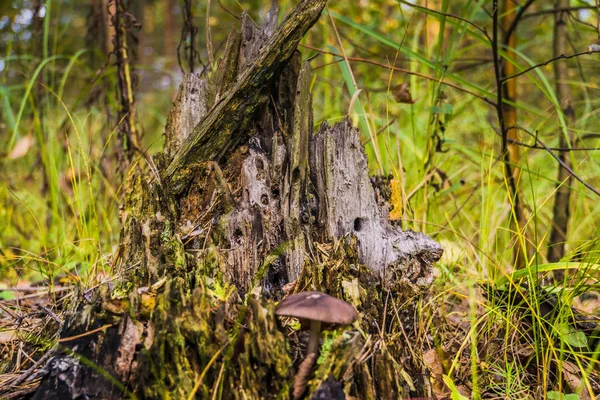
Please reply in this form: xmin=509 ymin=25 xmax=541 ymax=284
xmin=111 ymin=0 xmax=141 ymax=171
xmin=547 ymin=0 xmax=576 ymax=266
xmin=32 ymin=1 xmax=442 ymax=398
xmin=164 ymin=0 xmax=176 ymax=63
xmin=501 ymin=0 xmax=528 ymax=268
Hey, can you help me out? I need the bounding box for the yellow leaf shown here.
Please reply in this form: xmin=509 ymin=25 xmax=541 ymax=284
xmin=389 ymin=178 xmax=403 ymax=220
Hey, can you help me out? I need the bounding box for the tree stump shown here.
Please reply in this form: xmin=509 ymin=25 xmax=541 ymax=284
xmin=32 ymin=1 xmax=442 ymax=398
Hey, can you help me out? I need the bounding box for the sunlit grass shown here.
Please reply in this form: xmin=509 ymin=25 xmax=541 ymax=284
xmin=306 ymin=0 xmax=600 ymax=397
xmin=1 ymin=0 xmax=598 ymax=397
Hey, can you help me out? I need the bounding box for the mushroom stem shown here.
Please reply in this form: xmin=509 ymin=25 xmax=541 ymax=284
xmin=307 ymin=320 xmax=321 ymax=355
xmin=293 ymin=353 xmax=318 ymax=399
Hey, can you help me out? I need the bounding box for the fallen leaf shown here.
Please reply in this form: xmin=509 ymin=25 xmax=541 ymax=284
xmin=0 ymin=329 xmax=18 ymax=343
xmin=424 ymin=348 xmax=448 ymax=398
xmin=392 ymin=82 xmax=416 ymax=104
xmin=8 ymin=135 xmax=34 ymax=159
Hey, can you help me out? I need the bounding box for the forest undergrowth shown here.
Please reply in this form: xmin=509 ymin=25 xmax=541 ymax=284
xmin=1 ymin=0 xmax=599 ymax=399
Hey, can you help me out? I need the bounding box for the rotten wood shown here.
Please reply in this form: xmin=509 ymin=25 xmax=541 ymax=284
xmin=29 ymin=1 xmax=443 ymax=398
xmin=164 ymin=0 xmax=327 ymax=178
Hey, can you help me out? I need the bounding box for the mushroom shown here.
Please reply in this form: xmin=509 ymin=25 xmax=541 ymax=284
xmin=276 ymin=291 xmax=358 ymax=399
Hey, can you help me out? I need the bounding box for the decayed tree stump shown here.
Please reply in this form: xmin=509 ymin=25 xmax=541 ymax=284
xmin=32 ymin=1 xmax=442 ymax=398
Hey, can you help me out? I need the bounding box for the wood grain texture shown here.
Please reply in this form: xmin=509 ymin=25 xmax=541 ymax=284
xmin=164 ymin=0 xmax=327 ymax=179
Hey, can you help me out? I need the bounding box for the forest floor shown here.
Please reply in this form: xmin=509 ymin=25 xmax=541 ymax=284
xmin=2 ymin=0 xmax=600 ymax=399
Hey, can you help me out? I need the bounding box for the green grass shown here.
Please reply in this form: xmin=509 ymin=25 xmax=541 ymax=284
xmin=306 ymin=1 xmax=600 ymax=397
xmin=1 ymin=0 xmax=599 ymax=398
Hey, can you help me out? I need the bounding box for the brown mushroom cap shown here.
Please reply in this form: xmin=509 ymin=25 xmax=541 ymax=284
xmin=275 ymin=291 xmax=358 ymax=328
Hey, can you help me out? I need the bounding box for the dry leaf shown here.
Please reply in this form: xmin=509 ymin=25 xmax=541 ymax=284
xmin=392 ymin=82 xmax=416 ymax=104
xmin=389 ymin=178 xmax=403 ymax=220
xmin=423 ymin=348 xmax=448 ymax=398
xmin=0 ymin=329 xmax=18 ymax=343
xmin=562 ymin=361 xmax=592 ymax=400
xmin=8 ymin=135 xmax=34 ymax=159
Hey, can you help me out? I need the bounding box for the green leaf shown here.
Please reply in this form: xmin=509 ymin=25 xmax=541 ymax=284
xmin=0 ymin=291 xmax=15 ymax=300
xmin=556 ymin=323 xmax=588 ymax=348
xmin=547 ymin=391 xmax=580 ymax=400
xmin=442 ymin=375 xmax=469 ymax=400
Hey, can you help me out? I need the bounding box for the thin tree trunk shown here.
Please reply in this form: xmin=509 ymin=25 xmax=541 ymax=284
xmin=547 ymin=0 xmax=576 ymax=267
xmin=164 ymin=0 xmax=176 ymax=65
xmin=111 ymin=0 xmax=141 ymax=172
xmin=501 ymin=0 xmax=528 ymax=268
xmin=103 ymin=0 xmax=115 ymax=54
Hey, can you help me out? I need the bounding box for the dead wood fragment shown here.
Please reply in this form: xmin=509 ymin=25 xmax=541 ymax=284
xmin=164 ymin=0 xmax=327 ymax=178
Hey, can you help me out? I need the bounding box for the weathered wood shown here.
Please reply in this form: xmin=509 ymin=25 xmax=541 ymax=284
xmin=31 ymin=1 xmax=443 ymax=398
xmin=212 ymin=27 xmax=241 ymax=103
xmin=283 ymin=61 xmax=312 ymax=281
xmin=164 ymin=74 xmax=208 ymax=159
xmin=312 ymin=120 xmax=442 ymax=285
xmin=164 ymin=0 xmax=327 ymax=179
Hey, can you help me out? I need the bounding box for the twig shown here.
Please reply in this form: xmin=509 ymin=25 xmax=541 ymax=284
xmin=501 ymin=135 xmax=600 ymax=152
xmin=362 ymin=119 xmax=396 ymax=146
xmin=299 ymin=44 xmax=497 ymax=107
xmin=6 ymin=347 xmax=56 ymax=388
xmin=217 ymin=0 xmax=240 ymax=20
xmin=398 ymin=0 xmax=490 ymax=41
xmin=58 ymin=323 xmax=114 ymax=343
xmin=502 ymin=50 xmax=600 ymax=83
xmin=206 ymin=0 xmax=214 ymax=67
xmin=505 ymin=0 xmax=537 ymax=40
xmin=491 ymin=2 xmax=507 ymax=171
xmin=513 ymin=126 xmax=600 ymax=197
xmin=568 ymin=13 xmax=598 ymax=30
xmin=521 ymin=6 xmax=597 ymax=20
xmin=38 ymin=305 xmax=63 ymax=325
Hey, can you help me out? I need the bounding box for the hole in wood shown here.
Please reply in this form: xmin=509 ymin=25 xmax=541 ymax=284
xmin=354 ymin=217 xmax=364 ymax=232
xmin=261 ymin=193 xmax=269 ymax=206
xmin=292 ymin=167 xmax=300 ymax=182
xmin=255 ymin=158 xmax=265 ymax=180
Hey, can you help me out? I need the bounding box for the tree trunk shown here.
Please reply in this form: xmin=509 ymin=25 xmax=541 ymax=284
xmin=547 ymin=0 xmax=575 ymax=268
xmin=32 ymin=1 xmax=442 ymax=398
xmin=501 ymin=0 xmax=528 ymax=268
